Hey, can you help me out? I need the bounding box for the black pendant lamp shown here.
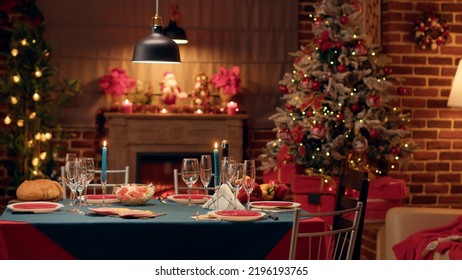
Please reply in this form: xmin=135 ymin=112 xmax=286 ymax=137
xmin=163 ymin=5 xmax=188 ymax=45
xmin=132 ymin=0 xmax=181 ymax=63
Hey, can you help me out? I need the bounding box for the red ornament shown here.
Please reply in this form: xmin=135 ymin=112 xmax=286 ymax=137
xmin=397 ymin=87 xmax=408 ymax=95
xmin=337 ymin=64 xmax=347 ymax=73
xmin=301 ymin=77 xmax=311 ymax=90
xmin=369 ymin=129 xmax=379 ymax=138
xmin=285 ymin=103 xmax=295 ymax=112
xmin=399 ymin=124 xmax=407 ymax=130
xmin=335 ymin=41 xmax=343 ymax=50
xmin=340 ymin=16 xmax=349 ymax=25
xmin=366 ymin=93 xmax=382 ymax=108
xmin=391 ymin=147 xmax=400 ymax=155
xmin=277 ymin=127 xmax=292 ymax=143
xmin=336 ymin=113 xmax=344 ymax=122
xmin=383 ymin=66 xmax=393 ymax=75
xmin=310 ymin=124 xmax=325 ymax=139
xmin=283 ymin=153 xmax=293 ymax=162
xmin=279 ymin=84 xmax=288 ymax=94
xmin=311 ymin=81 xmax=322 ymax=90
xmin=291 ymin=125 xmax=305 ymax=143
xmin=350 ymin=103 xmax=360 ymax=113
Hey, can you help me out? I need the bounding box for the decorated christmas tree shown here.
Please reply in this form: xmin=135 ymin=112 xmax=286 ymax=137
xmin=260 ymin=0 xmax=416 ymax=177
xmin=0 ymin=2 xmax=80 ymax=189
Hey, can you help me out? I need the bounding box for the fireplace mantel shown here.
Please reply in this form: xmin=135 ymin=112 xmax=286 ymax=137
xmin=105 ymin=113 xmax=248 ymax=183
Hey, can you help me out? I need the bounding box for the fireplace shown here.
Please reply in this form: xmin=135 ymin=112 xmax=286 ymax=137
xmin=105 ymin=113 xmax=248 ymax=193
xmin=136 ymin=152 xmax=212 ymax=195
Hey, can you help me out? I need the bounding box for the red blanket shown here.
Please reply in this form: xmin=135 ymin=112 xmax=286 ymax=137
xmin=393 ymin=215 xmax=462 ymax=260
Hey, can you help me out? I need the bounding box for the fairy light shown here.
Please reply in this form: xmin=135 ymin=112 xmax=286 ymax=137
xmin=40 ymin=152 xmax=47 ymax=160
xmin=17 ymin=119 xmax=24 ymax=127
xmin=353 ymin=34 xmax=357 ymax=39
xmin=326 ymin=152 xmax=330 ymax=156
xmin=32 ymin=39 xmax=36 ymax=44
xmin=31 ymin=157 xmax=39 ymax=167
xmin=32 ymin=92 xmax=40 ymax=101
xmin=27 ymin=140 xmax=33 ymax=147
xmin=29 ymin=112 xmax=36 ymax=119
xmin=4 ymin=116 xmax=11 ymax=125
xmin=40 ymin=133 xmax=47 ymax=142
xmin=371 ymin=52 xmax=376 ymax=56
xmin=11 ymin=48 xmax=18 ymax=57
xmin=352 ymin=51 xmax=356 ymax=56
xmin=10 ymin=96 xmax=18 ymax=104
xmin=35 ymin=69 xmax=43 ymax=78
xmin=20 ymin=39 xmax=28 ymax=46
xmin=45 ymin=132 xmax=52 ymax=140
xmin=12 ymin=74 xmax=20 ymax=83
xmin=34 ymin=133 xmax=41 ymax=140
xmin=32 ymin=170 xmax=38 ymax=176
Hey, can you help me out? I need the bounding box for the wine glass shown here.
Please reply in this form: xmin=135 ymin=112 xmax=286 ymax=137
xmin=181 ymin=158 xmax=199 ymax=207
xmin=228 ymin=162 xmax=244 ymax=209
xmin=65 ymin=153 xmax=77 ymax=212
xmin=220 ymin=156 xmax=235 ymax=185
xmin=200 ymin=155 xmax=212 ymax=197
xmin=81 ymin=157 xmax=95 ymax=206
xmin=243 ymin=160 xmax=256 ymax=210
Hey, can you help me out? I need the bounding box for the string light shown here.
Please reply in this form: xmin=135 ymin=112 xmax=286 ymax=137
xmin=10 ymin=96 xmax=18 ymax=104
xmin=35 ymin=69 xmax=43 ymax=78
xmin=29 ymin=112 xmax=36 ymax=119
xmin=4 ymin=116 xmax=11 ymax=125
xmin=40 ymin=152 xmax=47 ymax=160
xmin=11 ymin=48 xmax=18 ymax=57
xmin=20 ymin=39 xmax=28 ymax=46
xmin=34 ymin=132 xmax=41 ymax=141
xmin=32 ymin=92 xmax=40 ymax=101
xmin=31 ymin=157 xmax=39 ymax=167
xmin=45 ymin=132 xmax=52 ymax=140
xmin=17 ymin=119 xmax=24 ymax=127
xmin=12 ymin=74 xmax=20 ymax=83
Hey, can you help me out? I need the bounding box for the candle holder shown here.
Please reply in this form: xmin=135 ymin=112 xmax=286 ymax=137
xmin=100 ymin=180 xmax=108 ymax=207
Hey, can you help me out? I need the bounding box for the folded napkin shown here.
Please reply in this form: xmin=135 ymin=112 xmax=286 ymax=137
xmin=202 ymin=183 xmax=245 ymax=210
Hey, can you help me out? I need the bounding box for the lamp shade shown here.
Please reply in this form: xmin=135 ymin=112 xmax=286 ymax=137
xmin=164 ymin=20 xmax=188 ymax=44
xmin=132 ymin=25 xmax=181 ymax=63
xmin=448 ymin=60 xmax=462 ymax=107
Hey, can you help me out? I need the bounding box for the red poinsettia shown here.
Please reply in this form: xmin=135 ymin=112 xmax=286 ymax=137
xmin=98 ymin=68 xmax=136 ymax=98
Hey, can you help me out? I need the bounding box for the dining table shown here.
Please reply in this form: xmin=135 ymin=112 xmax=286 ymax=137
xmin=0 ymin=198 xmax=327 ymax=260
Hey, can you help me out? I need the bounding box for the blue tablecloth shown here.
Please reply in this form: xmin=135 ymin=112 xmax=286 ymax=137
xmin=0 ymin=199 xmax=299 ymax=260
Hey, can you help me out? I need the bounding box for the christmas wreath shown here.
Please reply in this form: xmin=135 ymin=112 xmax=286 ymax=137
xmin=414 ymin=13 xmax=449 ymax=50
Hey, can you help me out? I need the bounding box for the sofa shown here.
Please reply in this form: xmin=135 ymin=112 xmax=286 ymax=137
xmin=384 ymin=207 xmax=462 ymax=260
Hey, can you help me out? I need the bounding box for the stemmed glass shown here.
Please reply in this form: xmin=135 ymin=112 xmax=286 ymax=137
xmin=228 ymin=162 xmax=244 ymax=209
xmin=220 ymin=156 xmax=235 ymax=185
xmin=243 ymin=160 xmax=256 ymax=210
xmin=200 ymin=155 xmax=212 ymax=198
xmin=181 ymin=158 xmax=199 ymax=207
xmin=81 ymin=157 xmax=95 ymax=206
xmin=65 ymin=153 xmax=77 ymax=212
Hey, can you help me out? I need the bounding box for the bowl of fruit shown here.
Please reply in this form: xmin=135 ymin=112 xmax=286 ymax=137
xmin=114 ymin=183 xmax=155 ymax=206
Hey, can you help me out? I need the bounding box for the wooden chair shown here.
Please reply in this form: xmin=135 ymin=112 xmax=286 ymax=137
xmin=61 ymin=166 xmax=130 ymax=198
xmin=290 ymin=201 xmax=363 ymax=260
xmin=333 ymin=169 xmax=369 ymax=260
xmin=173 ymin=168 xmax=209 ymax=195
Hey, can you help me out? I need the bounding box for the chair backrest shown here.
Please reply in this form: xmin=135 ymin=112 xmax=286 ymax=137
xmin=61 ymin=166 xmax=130 ymax=197
xmin=88 ymin=166 xmax=130 ymax=194
xmin=333 ymin=168 xmax=369 ymax=260
xmin=173 ymin=168 xmax=209 ymax=195
xmin=289 ymin=201 xmax=363 ymax=260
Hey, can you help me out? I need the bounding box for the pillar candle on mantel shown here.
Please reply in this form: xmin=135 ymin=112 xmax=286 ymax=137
xmin=213 ymin=142 xmax=220 ymax=186
xmin=226 ymin=101 xmax=237 ymax=115
xmin=101 ymin=140 xmax=107 ymax=182
xmin=121 ymin=99 xmax=133 ymax=114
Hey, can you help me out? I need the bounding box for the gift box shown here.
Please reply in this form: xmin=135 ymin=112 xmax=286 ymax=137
xmin=291 ymin=174 xmax=407 ymax=221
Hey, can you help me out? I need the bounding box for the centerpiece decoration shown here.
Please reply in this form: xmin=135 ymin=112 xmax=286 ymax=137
xmin=210 ymin=66 xmax=241 ymax=107
xmin=98 ymin=68 xmax=136 ymax=108
xmin=414 ymin=13 xmax=449 ymax=50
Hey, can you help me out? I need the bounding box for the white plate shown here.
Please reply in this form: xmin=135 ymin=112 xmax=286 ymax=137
xmin=213 ymin=210 xmax=265 ymax=222
xmin=80 ymin=194 xmax=120 ymax=204
xmin=167 ymin=194 xmax=211 ymax=204
xmin=249 ymin=201 xmax=300 ymax=209
xmin=7 ymin=201 xmax=64 ymax=213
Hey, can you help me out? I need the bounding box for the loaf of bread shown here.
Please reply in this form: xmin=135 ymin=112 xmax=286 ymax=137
xmin=16 ymin=179 xmax=64 ymax=201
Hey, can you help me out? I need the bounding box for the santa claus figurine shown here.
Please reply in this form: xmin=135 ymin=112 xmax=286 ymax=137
xmin=160 ymin=72 xmax=187 ymax=105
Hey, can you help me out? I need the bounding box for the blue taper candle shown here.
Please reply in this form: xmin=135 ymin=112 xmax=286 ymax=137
xmin=213 ymin=142 xmax=220 ymax=186
xmin=101 ymin=140 xmax=107 ymax=182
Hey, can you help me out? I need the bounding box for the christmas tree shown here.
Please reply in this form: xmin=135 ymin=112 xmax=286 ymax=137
xmin=260 ymin=0 xmax=416 ymax=177
xmin=0 ymin=2 xmax=80 ymax=189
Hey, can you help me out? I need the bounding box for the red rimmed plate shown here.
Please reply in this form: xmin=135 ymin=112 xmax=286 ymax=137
xmin=167 ymin=194 xmax=211 ymax=204
xmin=214 ymin=210 xmax=265 ymax=221
xmin=7 ymin=201 xmax=64 ymax=213
xmin=82 ymin=194 xmax=120 ymax=204
xmin=249 ymin=201 xmax=300 ymax=209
